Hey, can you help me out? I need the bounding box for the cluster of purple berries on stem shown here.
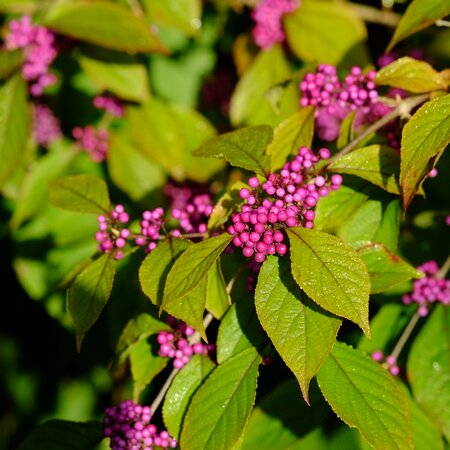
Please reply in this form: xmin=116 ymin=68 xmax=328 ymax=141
xmin=403 ymin=260 xmax=450 ymax=316
xmin=157 ymin=318 xmax=213 ymax=369
xmin=371 ymin=351 xmax=400 ymax=376
xmin=135 ymin=208 xmax=165 ymax=254
xmin=228 ymin=146 xmax=342 ymax=262
xmin=94 ymin=95 xmax=125 ymax=118
xmin=32 ymin=103 xmax=62 ymax=147
xmin=103 ymin=400 xmax=177 ymax=449
xmin=72 ymin=126 xmax=109 ymax=162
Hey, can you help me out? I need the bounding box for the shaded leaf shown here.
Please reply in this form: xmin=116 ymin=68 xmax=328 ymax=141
xmin=400 ymin=94 xmax=450 ymax=210
xmin=337 ymin=110 xmax=356 ymax=149
xmin=49 ymin=174 xmax=110 ymax=215
xmin=317 ymin=342 xmax=413 ymax=450
xmin=255 ymin=256 xmax=341 ymax=401
xmin=287 ymin=228 xmax=370 ymax=335
xmin=180 ymin=348 xmax=261 ymax=450
xmin=193 ymin=125 xmax=272 ymax=178
xmin=206 ymin=261 xmax=230 ymax=320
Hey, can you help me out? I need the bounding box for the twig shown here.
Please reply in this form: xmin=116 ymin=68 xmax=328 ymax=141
xmin=436 ymin=253 xmax=450 ymax=279
xmin=436 ymin=19 xmax=450 ymax=28
xmin=149 ymin=367 xmax=179 ymax=413
xmin=349 ymin=3 xmax=400 ymax=27
xmin=389 ymin=310 xmax=421 ymax=361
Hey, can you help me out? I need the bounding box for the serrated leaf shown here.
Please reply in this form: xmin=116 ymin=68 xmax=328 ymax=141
xmin=287 ymin=228 xmax=370 ymax=335
xmin=49 ymin=174 xmax=110 ymax=215
xmin=241 ymin=378 xmax=328 ymax=450
xmin=317 ymin=342 xmax=413 ymax=450
xmin=284 ymin=0 xmax=368 ymax=66
xmin=206 ymin=261 xmax=230 ymax=320
xmin=255 ymin=256 xmax=341 ymax=401
xmin=229 ymin=44 xmax=295 ymax=127
xmin=387 ymin=0 xmax=450 ymax=52
xmin=78 ymin=55 xmax=151 ymax=102
xmin=375 ymin=57 xmax=446 ymax=93
xmin=163 ymin=355 xmax=215 ymax=439
xmin=68 ymin=254 xmax=115 ymax=350
xmin=407 ymin=305 xmax=450 ymax=440
xmin=180 ymin=348 xmax=261 ymax=450
xmin=0 ymin=73 xmax=31 ymax=191
xmin=43 ymin=1 xmax=165 ymax=53
xmin=18 ymin=420 xmax=103 ymax=450
xmin=129 ymin=335 xmax=169 ymax=400
xmin=358 ymin=243 xmax=421 ymax=294
xmin=139 ymin=238 xmax=192 ymax=307
xmin=329 ymin=145 xmax=400 ymax=194
xmin=108 ymin=131 xmax=166 ymax=202
xmin=400 ymin=94 xmax=450 ymax=210
xmin=193 ymin=125 xmax=272 ymax=178
xmin=216 ymin=297 xmax=267 ymax=364
xmin=267 ymin=107 xmax=315 ymax=171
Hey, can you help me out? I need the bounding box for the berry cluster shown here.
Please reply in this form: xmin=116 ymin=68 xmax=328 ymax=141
xmin=5 ymin=15 xmax=57 ymax=96
xmin=157 ymin=318 xmax=213 ymax=369
xmin=371 ymin=351 xmax=400 ymax=376
xmin=251 ymin=0 xmax=298 ymax=50
xmin=135 ymin=208 xmax=165 ymax=254
xmin=103 ymin=400 xmax=177 ymax=450
xmin=32 ymin=103 xmax=62 ymax=147
xmin=402 ymin=261 xmax=450 ymax=316
xmin=228 ymin=146 xmax=342 ymax=262
xmin=95 ymin=205 xmax=130 ymax=260
xmin=300 ymin=65 xmax=378 ymax=141
xmin=72 ymin=126 xmax=109 ymax=162
xmin=164 ymin=183 xmax=213 ymax=236
xmin=93 ymin=95 xmax=125 ymax=118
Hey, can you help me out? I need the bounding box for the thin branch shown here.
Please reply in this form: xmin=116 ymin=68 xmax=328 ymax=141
xmin=149 ymin=367 xmax=179 ymax=413
xmin=436 ymin=19 xmax=450 ymax=28
xmin=389 ymin=310 xmax=421 ymax=361
xmin=436 ymin=253 xmax=450 ymax=279
xmin=349 ymin=3 xmax=400 ymax=27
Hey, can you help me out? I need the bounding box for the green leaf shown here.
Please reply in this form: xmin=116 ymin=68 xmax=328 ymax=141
xmin=0 ymin=73 xmax=31 ymax=191
xmin=43 ymin=1 xmax=165 ymax=53
xmin=180 ymin=348 xmax=261 ymax=450
xmin=0 ymin=49 xmax=23 ymax=79
xmin=229 ymin=44 xmax=295 ymax=127
xmin=139 ymin=239 xmax=192 ymax=307
xmin=78 ymin=55 xmax=151 ymax=102
xmin=216 ymin=297 xmax=267 ymax=364
xmin=373 ymin=199 xmax=402 ymax=251
xmin=358 ymin=243 xmax=421 ymax=294
xmin=387 ymin=0 xmax=450 ymax=52
xmin=108 ymin=131 xmax=166 ymax=202
xmin=255 ymin=256 xmax=341 ymax=401
xmin=193 ymin=125 xmax=272 ymax=178
xmin=49 ymin=174 xmax=110 ymax=215
xmin=206 ymin=261 xmax=230 ymax=320
xmin=18 ymin=420 xmax=103 ymax=450
xmin=375 ymin=57 xmax=446 ymax=93
xmin=163 ymin=355 xmax=216 ymax=439
xmin=284 ymin=0 xmax=368 ymax=67
xmin=400 ymin=94 xmax=450 ymax=210
xmin=266 ymin=107 xmax=315 ymax=171
xmin=337 ymin=110 xmax=356 ymax=150
xmin=68 ymin=254 xmax=116 ymax=350
xmin=317 ymin=342 xmax=413 ymax=450
xmin=241 ymin=378 xmax=328 ymax=450
xmin=129 ymin=335 xmax=169 ymax=400
xmin=143 ymin=0 xmax=202 ymax=36
xmin=407 ymin=305 xmax=450 ymax=440
xmin=287 ymin=228 xmax=371 ymax=335
xmin=329 ymin=145 xmax=401 ymax=195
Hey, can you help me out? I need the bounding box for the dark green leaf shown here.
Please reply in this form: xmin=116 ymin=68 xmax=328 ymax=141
xmin=78 ymin=55 xmax=151 ymax=102
xmin=387 ymin=0 xmax=450 ymax=51
xmin=193 ymin=125 xmax=272 ymax=178
xmin=68 ymin=254 xmax=115 ymax=350
xmin=139 ymin=239 xmax=192 ymax=307
xmin=267 ymin=107 xmax=315 ymax=171
xmin=206 ymin=261 xmax=230 ymax=320
xmin=329 ymin=145 xmax=401 ymax=194
xmin=255 ymin=256 xmax=340 ymax=401
xmin=43 ymin=1 xmax=165 ymax=53
xmin=0 ymin=49 xmax=23 ymax=78
xmin=317 ymin=342 xmax=413 ymax=450
xmin=49 ymin=174 xmax=110 ymax=215
xmin=163 ymin=355 xmax=215 ymax=439
xmin=18 ymin=420 xmax=103 ymax=450
xmin=358 ymin=243 xmax=421 ymax=294
xmin=400 ymin=94 xmax=450 ymax=210
xmin=337 ymin=111 xmax=356 ymax=149
xmin=375 ymin=57 xmax=446 ymax=93
xmin=180 ymin=348 xmax=261 ymax=450
xmin=284 ymin=0 xmax=368 ymax=66
xmin=407 ymin=305 xmax=450 ymax=440
xmin=0 ymin=73 xmax=30 ymax=191
xmin=287 ymin=228 xmax=370 ymax=335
